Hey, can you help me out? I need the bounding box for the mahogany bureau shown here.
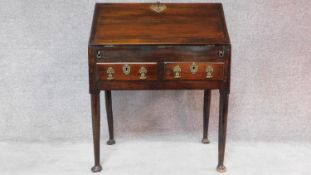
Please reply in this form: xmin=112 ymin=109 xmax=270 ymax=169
xmin=88 ymin=3 xmax=231 ymax=173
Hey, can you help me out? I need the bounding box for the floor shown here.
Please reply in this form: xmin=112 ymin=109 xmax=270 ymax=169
xmin=0 ymin=137 xmax=310 ymax=175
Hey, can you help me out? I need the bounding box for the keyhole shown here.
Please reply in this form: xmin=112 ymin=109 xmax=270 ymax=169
xmin=125 ymin=67 xmax=128 ymax=71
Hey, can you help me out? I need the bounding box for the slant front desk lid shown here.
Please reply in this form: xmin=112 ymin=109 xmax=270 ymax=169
xmin=89 ymin=3 xmax=230 ymax=46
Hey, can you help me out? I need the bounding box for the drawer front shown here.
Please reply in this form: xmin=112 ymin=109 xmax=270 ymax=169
xmin=95 ymin=45 xmax=228 ymax=62
xmin=164 ymin=62 xmax=224 ymax=80
xmin=97 ymin=62 xmax=158 ymax=81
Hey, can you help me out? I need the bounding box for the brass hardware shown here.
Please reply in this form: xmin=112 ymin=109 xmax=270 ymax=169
xmin=219 ymin=49 xmax=225 ymax=57
xmin=106 ymin=67 xmax=114 ymax=80
xmin=122 ymin=64 xmax=131 ymax=75
xmin=173 ymin=65 xmax=181 ymax=78
xmin=205 ymin=65 xmax=214 ymax=79
xmin=139 ymin=66 xmax=147 ymax=80
xmin=96 ymin=50 xmax=102 ymax=59
xmin=190 ymin=62 xmax=199 ymax=74
xmin=150 ymin=2 xmax=167 ymax=13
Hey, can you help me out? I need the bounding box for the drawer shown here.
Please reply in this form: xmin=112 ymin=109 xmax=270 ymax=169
xmin=95 ymin=45 xmax=228 ymax=62
xmin=96 ymin=62 xmax=158 ymax=81
xmin=164 ymin=62 xmax=224 ymax=80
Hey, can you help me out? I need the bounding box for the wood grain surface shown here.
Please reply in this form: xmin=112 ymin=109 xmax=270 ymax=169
xmin=89 ymin=3 xmax=230 ymax=45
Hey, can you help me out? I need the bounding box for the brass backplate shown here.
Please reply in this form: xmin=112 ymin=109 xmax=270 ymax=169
xmin=205 ymin=65 xmax=214 ymax=79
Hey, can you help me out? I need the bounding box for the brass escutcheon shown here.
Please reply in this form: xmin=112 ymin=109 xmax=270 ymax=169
xmin=190 ymin=62 xmax=199 ymax=74
xmin=173 ymin=65 xmax=181 ymax=78
xmin=106 ymin=67 xmax=115 ymax=80
xmin=122 ymin=64 xmax=131 ymax=75
xmin=139 ymin=66 xmax=147 ymax=80
xmin=205 ymin=65 xmax=214 ymax=79
xmin=150 ymin=2 xmax=167 ymax=13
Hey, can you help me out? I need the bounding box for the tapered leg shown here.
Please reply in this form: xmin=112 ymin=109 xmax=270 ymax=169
xmin=105 ymin=90 xmax=115 ymax=145
xmin=217 ymin=90 xmax=229 ymax=173
xmin=90 ymin=92 xmax=102 ymax=173
xmin=202 ymin=89 xmax=211 ymax=144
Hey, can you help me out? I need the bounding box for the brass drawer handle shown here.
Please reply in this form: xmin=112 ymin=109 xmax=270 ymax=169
xmin=139 ymin=66 xmax=147 ymax=80
xmin=173 ymin=65 xmax=181 ymax=78
xmin=122 ymin=64 xmax=131 ymax=75
xmin=205 ymin=65 xmax=214 ymax=79
xmin=190 ymin=62 xmax=198 ymax=74
xmin=106 ymin=67 xmax=115 ymax=80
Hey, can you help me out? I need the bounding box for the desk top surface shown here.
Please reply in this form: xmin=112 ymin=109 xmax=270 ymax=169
xmin=89 ymin=3 xmax=230 ymax=46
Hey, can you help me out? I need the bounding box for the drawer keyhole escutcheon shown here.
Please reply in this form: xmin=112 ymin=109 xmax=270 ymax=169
xmin=173 ymin=65 xmax=181 ymax=78
xmin=139 ymin=66 xmax=147 ymax=80
xmin=122 ymin=64 xmax=131 ymax=75
xmin=106 ymin=67 xmax=115 ymax=80
xmin=190 ymin=62 xmax=199 ymax=74
xmin=150 ymin=2 xmax=167 ymax=13
xmin=205 ymin=65 xmax=214 ymax=79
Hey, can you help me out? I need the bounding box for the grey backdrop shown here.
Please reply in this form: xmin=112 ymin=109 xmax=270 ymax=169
xmin=0 ymin=0 xmax=310 ymax=142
